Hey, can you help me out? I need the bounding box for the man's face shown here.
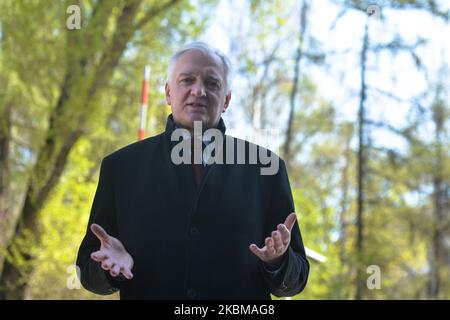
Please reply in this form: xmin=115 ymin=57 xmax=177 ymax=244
xmin=165 ymin=49 xmax=231 ymax=131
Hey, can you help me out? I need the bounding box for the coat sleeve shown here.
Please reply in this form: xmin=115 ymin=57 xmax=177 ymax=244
xmin=259 ymin=159 xmax=310 ymax=297
xmin=76 ymin=156 xmax=126 ymax=295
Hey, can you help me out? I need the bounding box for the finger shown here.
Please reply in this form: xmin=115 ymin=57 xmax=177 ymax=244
xmin=283 ymin=212 xmax=297 ymax=231
xmin=101 ymin=259 xmax=113 ymax=270
xmin=91 ymin=224 xmax=110 ymax=245
xmin=277 ymin=224 xmax=291 ymax=245
xmin=249 ymin=244 xmax=265 ymax=260
xmin=265 ymin=237 xmax=276 ymax=255
xmin=272 ymin=231 xmax=284 ymax=252
xmin=121 ymin=267 xmax=134 ymax=280
xmin=110 ymin=264 xmax=120 ymax=277
xmin=91 ymin=251 xmax=109 ymax=262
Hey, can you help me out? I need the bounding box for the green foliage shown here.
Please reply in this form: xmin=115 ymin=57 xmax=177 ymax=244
xmin=28 ymin=138 xmax=118 ymax=299
xmin=1 ymin=0 xmax=449 ymax=300
xmin=0 ymin=0 xmax=216 ymax=298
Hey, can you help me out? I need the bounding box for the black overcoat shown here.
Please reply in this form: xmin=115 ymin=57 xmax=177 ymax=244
xmin=76 ymin=115 xmax=309 ymax=299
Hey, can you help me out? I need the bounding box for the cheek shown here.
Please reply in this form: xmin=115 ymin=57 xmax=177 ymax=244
xmin=214 ymin=96 xmax=226 ymax=109
xmin=210 ymin=92 xmax=223 ymax=103
xmin=172 ymin=90 xmax=189 ymax=105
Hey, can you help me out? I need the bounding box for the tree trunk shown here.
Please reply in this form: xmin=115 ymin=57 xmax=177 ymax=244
xmin=0 ymin=124 xmax=82 ymax=299
xmin=283 ymin=0 xmax=308 ymax=168
xmin=355 ymin=21 xmax=369 ymax=300
xmin=338 ymin=123 xmax=352 ymax=298
xmin=0 ymin=16 xmax=13 ymax=275
xmin=0 ymin=103 xmax=12 ymax=275
xmin=0 ymin=0 xmax=146 ymax=299
xmin=427 ymin=99 xmax=446 ymax=299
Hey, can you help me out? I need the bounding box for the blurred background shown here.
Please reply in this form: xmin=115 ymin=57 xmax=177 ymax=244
xmin=0 ymin=0 xmax=449 ymax=300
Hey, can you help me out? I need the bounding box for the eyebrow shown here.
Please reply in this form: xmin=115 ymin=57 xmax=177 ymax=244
xmin=178 ymin=72 xmax=195 ymax=78
xmin=178 ymin=72 xmax=222 ymax=82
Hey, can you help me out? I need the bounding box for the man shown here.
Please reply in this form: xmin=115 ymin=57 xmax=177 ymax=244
xmin=76 ymin=42 xmax=309 ymax=299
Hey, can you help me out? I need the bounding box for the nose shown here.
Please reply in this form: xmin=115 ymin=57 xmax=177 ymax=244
xmin=190 ymin=82 xmax=206 ymax=97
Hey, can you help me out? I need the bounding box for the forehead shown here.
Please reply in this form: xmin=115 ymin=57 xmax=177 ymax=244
xmin=173 ymin=49 xmax=225 ymax=80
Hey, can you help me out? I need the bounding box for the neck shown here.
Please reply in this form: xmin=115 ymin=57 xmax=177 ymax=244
xmin=175 ymin=122 xmax=218 ymax=136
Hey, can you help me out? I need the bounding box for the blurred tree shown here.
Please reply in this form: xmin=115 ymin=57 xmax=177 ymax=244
xmin=0 ymin=0 xmax=215 ymax=299
xmin=331 ymin=0 xmax=448 ymax=299
xmin=283 ymin=0 xmax=309 ymax=168
xmin=427 ymin=68 xmax=449 ymax=298
xmin=1 ymin=0 xmax=449 ymax=300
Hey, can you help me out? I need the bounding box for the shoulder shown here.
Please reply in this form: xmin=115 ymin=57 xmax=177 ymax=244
xmin=102 ymin=133 xmax=165 ymax=166
xmin=224 ymin=135 xmax=284 ymax=161
xmin=223 ymin=135 xmax=287 ymax=176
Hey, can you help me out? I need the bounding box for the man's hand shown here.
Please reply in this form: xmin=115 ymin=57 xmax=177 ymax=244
xmin=249 ymin=212 xmax=297 ymax=268
xmin=90 ymin=224 xmax=134 ymax=279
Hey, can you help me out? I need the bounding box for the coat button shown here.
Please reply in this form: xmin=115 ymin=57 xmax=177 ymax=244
xmin=187 ymin=288 xmax=197 ymax=299
xmin=190 ymin=227 xmax=199 ymax=236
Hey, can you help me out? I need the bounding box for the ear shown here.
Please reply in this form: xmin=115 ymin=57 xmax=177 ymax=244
xmin=165 ymin=82 xmax=171 ymax=105
xmin=222 ymin=92 xmax=231 ymax=113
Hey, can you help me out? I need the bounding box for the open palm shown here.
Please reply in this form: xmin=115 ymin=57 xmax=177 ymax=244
xmin=90 ymin=224 xmax=134 ymax=279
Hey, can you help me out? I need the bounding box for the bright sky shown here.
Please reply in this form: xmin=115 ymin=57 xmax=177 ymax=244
xmin=200 ymin=0 xmax=450 ymax=152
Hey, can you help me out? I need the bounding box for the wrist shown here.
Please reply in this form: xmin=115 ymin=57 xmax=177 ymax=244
xmin=264 ymin=255 xmax=284 ymax=271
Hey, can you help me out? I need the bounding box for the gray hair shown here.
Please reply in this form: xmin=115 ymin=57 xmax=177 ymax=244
xmin=167 ymin=41 xmax=232 ymax=94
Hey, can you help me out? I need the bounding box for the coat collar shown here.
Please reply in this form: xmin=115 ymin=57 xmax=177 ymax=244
xmin=164 ymin=114 xmax=227 ymax=137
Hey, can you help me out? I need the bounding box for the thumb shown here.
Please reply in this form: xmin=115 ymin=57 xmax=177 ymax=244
xmin=284 ymin=212 xmax=297 ymax=231
xmin=91 ymin=224 xmax=110 ymax=244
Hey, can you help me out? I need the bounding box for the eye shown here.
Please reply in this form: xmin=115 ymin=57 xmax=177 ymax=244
xmin=207 ymin=81 xmax=220 ymax=89
xmin=180 ymin=77 xmax=194 ymax=84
